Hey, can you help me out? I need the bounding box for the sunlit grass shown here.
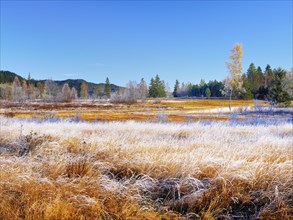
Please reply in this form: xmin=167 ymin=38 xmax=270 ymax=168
xmin=0 ymin=119 xmax=292 ymax=219
xmin=0 ymin=99 xmax=264 ymax=122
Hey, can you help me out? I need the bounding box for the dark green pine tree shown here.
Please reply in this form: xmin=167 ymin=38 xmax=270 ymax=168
xmin=207 ymin=80 xmax=223 ymax=97
xmin=149 ymin=78 xmax=155 ymax=97
xmin=105 ymin=77 xmax=111 ymax=98
xmin=155 ymin=74 xmax=166 ymax=97
xmin=173 ymin=79 xmax=180 ymax=97
xmin=264 ymin=64 xmax=274 ymax=88
xmin=269 ymin=68 xmax=291 ymax=106
xmin=192 ymin=84 xmax=200 ymax=97
xmin=77 ymin=82 xmax=82 ymax=98
xmin=257 ymin=64 xmax=274 ymax=99
xmin=255 ymin=66 xmax=265 ymax=99
xmin=149 ymin=75 xmax=166 ymax=98
xmin=241 ymin=74 xmax=253 ymax=99
xmin=246 ymin=63 xmax=260 ymax=98
xmin=205 ymin=87 xmax=211 ymax=98
xmin=256 ymin=66 xmax=264 ymax=87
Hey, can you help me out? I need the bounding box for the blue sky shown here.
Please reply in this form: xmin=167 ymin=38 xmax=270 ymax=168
xmin=0 ymin=1 xmax=292 ymax=87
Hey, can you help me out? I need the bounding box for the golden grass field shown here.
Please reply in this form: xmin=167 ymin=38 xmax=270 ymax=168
xmin=0 ymin=99 xmax=261 ymax=122
xmin=0 ymin=99 xmax=292 ymax=219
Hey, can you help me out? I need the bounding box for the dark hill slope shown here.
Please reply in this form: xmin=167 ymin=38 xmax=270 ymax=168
xmin=0 ymin=71 xmax=121 ymax=95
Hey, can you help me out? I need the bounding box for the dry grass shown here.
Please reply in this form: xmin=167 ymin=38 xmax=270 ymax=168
xmin=0 ymin=119 xmax=292 ymax=219
xmin=0 ymin=99 xmax=259 ymax=122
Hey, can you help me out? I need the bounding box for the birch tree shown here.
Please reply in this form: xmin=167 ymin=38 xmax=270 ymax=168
xmin=22 ymin=80 xmax=27 ymax=98
xmin=62 ymin=83 xmax=71 ymax=101
xmin=138 ymin=78 xmax=148 ymax=101
xmin=12 ymin=76 xmax=23 ymax=100
xmin=223 ymin=43 xmax=244 ymax=110
xmin=80 ymin=81 xmax=88 ymax=98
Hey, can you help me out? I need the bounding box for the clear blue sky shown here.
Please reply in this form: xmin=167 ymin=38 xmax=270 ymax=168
xmin=0 ymin=1 xmax=292 ymax=87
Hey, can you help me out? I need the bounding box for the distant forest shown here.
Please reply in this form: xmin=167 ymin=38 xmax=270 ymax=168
xmin=0 ymin=71 xmax=120 ymax=100
xmin=0 ymin=64 xmax=292 ymax=106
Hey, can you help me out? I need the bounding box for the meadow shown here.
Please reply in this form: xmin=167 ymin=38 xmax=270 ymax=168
xmin=0 ymin=99 xmax=292 ymax=219
xmin=1 ymin=99 xmax=263 ymax=122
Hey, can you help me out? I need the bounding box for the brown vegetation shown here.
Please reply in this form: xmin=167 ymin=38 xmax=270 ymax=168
xmin=0 ymin=99 xmax=258 ymax=122
xmin=0 ymin=119 xmax=292 ymax=219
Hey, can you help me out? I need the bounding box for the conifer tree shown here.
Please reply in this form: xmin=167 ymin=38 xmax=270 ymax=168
xmin=269 ymin=68 xmax=291 ymax=106
xmin=105 ymin=77 xmax=111 ymax=98
xmin=173 ymin=80 xmax=180 ymax=97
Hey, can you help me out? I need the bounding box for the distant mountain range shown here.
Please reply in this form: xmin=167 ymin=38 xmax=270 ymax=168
xmin=0 ymin=70 xmax=122 ymax=95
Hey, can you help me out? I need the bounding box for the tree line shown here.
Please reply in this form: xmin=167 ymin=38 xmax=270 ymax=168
xmin=0 ymin=73 xmax=114 ymax=102
xmin=1 ymin=44 xmax=292 ymax=106
xmin=222 ymin=43 xmax=292 ymax=107
xmin=173 ymin=79 xmax=224 ymax=98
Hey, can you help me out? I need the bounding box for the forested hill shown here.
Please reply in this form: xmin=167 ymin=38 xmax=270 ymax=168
xmin=53 ymin=79 xmax=120 ymax=95
xmin=0 ymin=70 xmax=121 ymax=95
xmin=0 ymin=71 xmax=25 ymax=83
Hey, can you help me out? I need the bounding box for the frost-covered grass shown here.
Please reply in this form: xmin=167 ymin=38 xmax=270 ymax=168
xmin=0 ymin=119 xmax=293 ymax=219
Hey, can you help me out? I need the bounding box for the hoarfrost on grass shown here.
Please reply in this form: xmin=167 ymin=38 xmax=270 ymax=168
xmin=0 ymin=116 xmax=292 ymax=219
